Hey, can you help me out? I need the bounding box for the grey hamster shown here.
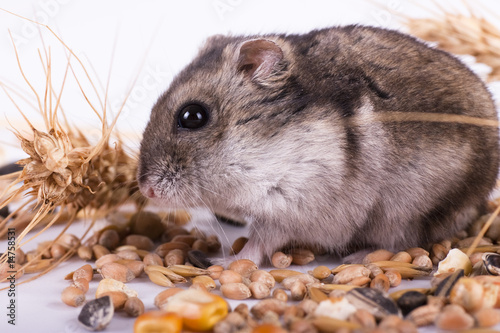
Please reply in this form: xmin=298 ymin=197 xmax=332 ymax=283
xmin=138 ymin=25 xmax=499 ymax=265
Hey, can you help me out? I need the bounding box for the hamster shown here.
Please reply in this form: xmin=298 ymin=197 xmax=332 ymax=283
xmin=138 ymin=25 xmax=499 ymax=265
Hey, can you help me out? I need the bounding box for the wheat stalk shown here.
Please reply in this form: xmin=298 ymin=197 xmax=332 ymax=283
xmin=401 ymin=2 xmax=500 ymax=82
xmin=0 ymin=11 xmax=145 ymax=285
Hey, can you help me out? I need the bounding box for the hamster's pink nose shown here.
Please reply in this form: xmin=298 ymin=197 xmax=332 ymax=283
xmin=145 ymin=187 xmax=156 ymax=199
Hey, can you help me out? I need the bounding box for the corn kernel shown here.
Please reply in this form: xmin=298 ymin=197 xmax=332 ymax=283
xmin=162 ymin=289 xmax=228 ymax=331
xmin=134 ymin=311 xmax=182 ymax=333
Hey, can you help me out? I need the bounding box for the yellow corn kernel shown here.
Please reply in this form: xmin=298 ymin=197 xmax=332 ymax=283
xmin=134 ymin=311 xmax=182 ymax=333
xmin=252 ymin=323 xmax=288 ymax=333
xmin=162 ymin=289 xmax=228 ymax=331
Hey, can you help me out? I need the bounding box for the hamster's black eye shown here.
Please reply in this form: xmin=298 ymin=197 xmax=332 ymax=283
xmin=177 ymin=104 xmax=209 ymax=130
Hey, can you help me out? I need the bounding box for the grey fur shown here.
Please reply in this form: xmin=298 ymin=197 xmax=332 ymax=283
xmin=138 ymin=25 xmax=499 ymax=265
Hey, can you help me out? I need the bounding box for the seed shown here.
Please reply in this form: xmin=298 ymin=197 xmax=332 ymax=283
xmin=73 ymin=264 xmax=94 ymax=282
xmin=206 ymin=235 xmax=221 ymax=252
xmin=192 ymin=239 xmax=209 ymax=253
xmin=228 ymin=259 xmax=258 ymax=278
xmin=57 ymin=233 xmax=80 ymax=249
xmin=143 ymin=253 xmax=163 ymax=267
xmin=449 ymin=277 xmax=484 ymax=312
xmin=385 ymin=270 xmax=402 ymax=287
xmin=407 ymin=304 xmax=440 ymax=327
xmin=171 ymin=235 xmax=197 ymax=247
xmin=291 ymin=248 xmax=315 ymax=265
xmin=124 ymin=234 xmax=154 ymax=251
xmin=365 ymin=263 xmax=384 ymax=278
xmin=431 ymin=243 xmax=448 ymax=265
xmin=434 ymin=269 xmax=464 ymax=297
xmin=362 ymin=249 xmax=394 ymax=264
xmin=192 ymin=275 xmax=217 ymax=291
xmin=482 ymin=252 xmax=500 ymax=275
xmin=397 ymin=291 xmax=428 ymax=316
xmin=405 ymin=247 xmax=429 ymax=259
xmin=99 ymin=291 xmax=128 ymax=309
xmin=116 ymin=250 xmax=141 ymax=261
xmin=435 ymin=304 xmax=474 ymax=330
xmin=147 ymin=270 xmax=174 ymax=287
xmin=165 ymin=249 xmax=185 ymax=267
xmin=50 ymin=243 xmax=67 ymax=259
xmin=251 ymin=299 xmax=287 ymax=320
xmin=214 ymin=270 xmax=244 ymax=286
xmin=311 ymin=316 xmax=361 ymax=331
xmin=346 ymin=276 xmax=371 ymax=287
xmin=61 ymin=285 xmax=86 ymax=307
xmin=370 ymin=273 xmax=390 ymax=292
xmin=73 ymin=278 xmax=90 ymax=293
xmin=412 ymin=255 xmax=433 ymax=270
xmin=345 ymin=288 xmax=401 ymax=319
xmin=333 ymin=266 xmax=371 ymax=284
xmin=309 ymin=287 xmax=328 ymax=303
xmin=155 ymin=242 xmax=190 ymax=257
xmin=311 ymin=266 xmax=331 ymax=280
xmin=78 ymin=296 xmax=114 ymax=331
xmin=249 ymin=281 xmax=271 ymax=299
xmin=100 ymin=263 xmax=135 ymax=283
xmin=273 ymin=288 xmax=288 ymax=302
xmin=92 ymin=244 xmax=110 ymax=259
xmin=319 ymin=284 xmax=358 ymax=293
xmin=124 ymin=297 xmax=144 ymax=317
xmin=271 ymin=251 xmax=293 ymax=269
xmin=96 ymin=278 xmax=138 ymax=298
xmin=282 ymin=274 xmax=319 ymax=289
xmin=250 ymin=270 xmax=276 ymax=289
xmin=269 ymin=269 xmax=302 ymax=282
xmin=390 ymin=251 xmax=411 ymax=263
xmin=162 ymin=226 xmax=190 ymax=242
xmin=290 ymin=281 xmax=307 ymax=301
xmin=154 ymin=288 xmax=184 ymax=309
xmin=130 ymin=211 xmax=165 ymax=241
xmin=115 ymin=245 xmax=137 ymax=252
xmin=349 ymin=309 xmax=376 ymax=329
xmin=187 ymin=250 xmax=212 ymax=269
xmin=370 ymin=261 xmax=431 ymax=278
xmin=119 ymin=260 xmax=144 ymax=277
xmin=98 ymin=229 xmax=120 ymax=250
xmin=456 ymin=236 xmax=491 ymax=248
xmin=95 ymin=254 xmax=121 ymax=268
xmin=134 ymin=311 xmax=182 ymax=333
xmin=221 ymin=282 xmax=252 ymax=300
xmin=230 ymin=237 xmax=249 ymax=255
xmin=206 ymin=265 xmax=224 ymax=280
xmin=77 ymin=245 xmax=93 ymax=261
xmin=168 ymin=264 xmax=210 ymax=277
xmin=144 ymin=265 xmax=187 ymax=283
xmin=474 ymin=307 xmax=500 ymax=327
xmin=469 ymin=252 xmax=484 ymax=266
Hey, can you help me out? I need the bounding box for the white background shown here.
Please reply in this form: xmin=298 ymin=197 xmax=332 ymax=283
xmin=1 ymin=1 xmax=500 ymax=332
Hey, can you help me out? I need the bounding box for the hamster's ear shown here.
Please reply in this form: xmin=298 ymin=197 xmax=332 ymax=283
xmin=237 ymin=39 xmax=284 ymax=81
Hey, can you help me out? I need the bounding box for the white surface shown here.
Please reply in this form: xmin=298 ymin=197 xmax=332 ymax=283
xmin=1 ymin=1 xmax=500 ymax=332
